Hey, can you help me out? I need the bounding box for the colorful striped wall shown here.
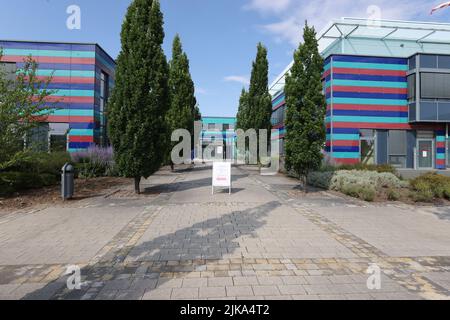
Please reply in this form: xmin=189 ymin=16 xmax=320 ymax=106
xmin=0 ymin=41 xmax=115 ymax=152
xmin=324 ymin=55 xmax=409 ymax=164
xmin=436 ymin=130 xmax=446 ymax=169
xmin=271 ymin=91 xmax=286 ymax=141
xmin=271 ymin=54 xmax=447 ymax=169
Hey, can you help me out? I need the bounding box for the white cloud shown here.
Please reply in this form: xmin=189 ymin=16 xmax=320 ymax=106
xmin=224 ymin=75 xmax=250 ymax=85
xmin=246 ymin=0 xmax=432 ymax=47
xmin=244 ymin=0 xmax=291 ymax=14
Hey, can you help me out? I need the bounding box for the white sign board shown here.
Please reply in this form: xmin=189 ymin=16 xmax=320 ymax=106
xmin=212 ymin=162 xmax=232 ymax=194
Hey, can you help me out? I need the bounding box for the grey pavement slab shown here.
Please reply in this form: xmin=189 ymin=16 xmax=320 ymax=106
xmin=0 ymin=206 xmax=142 ymax=265
xmin=315 ymin=206 xmax=450 ymax=257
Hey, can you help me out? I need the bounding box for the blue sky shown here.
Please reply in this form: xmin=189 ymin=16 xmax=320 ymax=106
xmin=1 ymin=0 xmax=450 ymax=117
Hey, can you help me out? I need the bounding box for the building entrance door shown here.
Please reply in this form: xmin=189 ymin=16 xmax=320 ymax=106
xmin=417 ymin=139 xmax=434 ymax=169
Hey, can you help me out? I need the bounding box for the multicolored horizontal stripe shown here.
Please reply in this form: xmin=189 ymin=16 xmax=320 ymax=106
xmin=0 ymin=41 xmax=115 ymax=152
xmin=325 ymin=55 xmax=409 ymax=164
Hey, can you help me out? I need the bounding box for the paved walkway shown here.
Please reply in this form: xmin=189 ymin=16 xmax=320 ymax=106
xmin=1 ymin=165 xmax=450 ymax=300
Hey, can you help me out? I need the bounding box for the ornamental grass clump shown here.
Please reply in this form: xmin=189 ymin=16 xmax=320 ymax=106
xmin=308 ymin=169 xmax=405 ymax=202
xmin=410 ymin=172 xmax=450 ymax=202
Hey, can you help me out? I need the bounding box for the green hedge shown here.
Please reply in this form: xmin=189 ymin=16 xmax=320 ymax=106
xmin=0 ymin=151 xmax=70 ymax=196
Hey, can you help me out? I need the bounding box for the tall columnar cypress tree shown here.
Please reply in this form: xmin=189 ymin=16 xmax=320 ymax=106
xmin=108 ymin=0 xmax=169 ymax=194
xmin=247 ymin=42 xmax=272 ymax=160
xmin=236 ymin=88 xmax=249 ymax=130
xmin=166 ymin=34 xmax=197 ymax=169
xmin=284 ymin=22 xmax=326 ymax=191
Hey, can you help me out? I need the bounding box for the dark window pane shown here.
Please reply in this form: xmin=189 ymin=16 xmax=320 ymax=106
xmin=420 ymin=101 xmax=438 ymax=120
xmin=407 ymin=74 xmax=416 ymax=100
xmin=361 ymin=139 xmax=375 ymax=165
xmin=421 ymin=73 xmax=450 ymax=99
xmin=50 ymin=135 xmax=67 ymax=152
xmin=389 ymin=155 xmax=406 ymax=168
xmin=409 ymin=103 xmax=416 ymax=121
xmin=438 ymin=102 xmax=450 ymax=120
xmin=438 ymin=55 xmax=450 ymax=69
xmin=388 ymin=130 xmax=407 ymax=155
xmin=409 ymin=56 xmax=416 ymax=70
xmin=421 ymin=55 xmax=437 ymax=68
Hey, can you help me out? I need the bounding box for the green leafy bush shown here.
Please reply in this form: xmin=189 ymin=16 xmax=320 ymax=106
xmin=410 ymin=172 xmax=450 ymax=202
xmin=0 ymin=171 xmax=58 ymax=196
xmin=0 ymin=150 xmax=69 ymax=196
xmin=0 ymin=150 xmax=70 ymax=175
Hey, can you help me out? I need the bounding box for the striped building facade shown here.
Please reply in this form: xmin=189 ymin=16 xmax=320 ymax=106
xmin=0 ymin=40 xmax=116 ymax=152
xmin=270 ymin=19 xmax=450 ymax=171
xmin=200 ymin=117 xmax=237 ymax=161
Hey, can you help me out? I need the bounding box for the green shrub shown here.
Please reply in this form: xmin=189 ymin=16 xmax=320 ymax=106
xmin=387 ymin=188 xmax=400 ymax=201
xmin=410 ymin=172 xmax=450 ymax=200
xmin=410 ymin=180 xmax=434 ymax=202
xmin=341 ymin=184 xmax=376 ymax=201
xmin=0 ymin=150 xmax=70 ymax=176
xmin=323 ymin=163 xmax=397 ymax=175
xmin=308 ymin=169 xmax=404 ymax=202
xmin=307 ymin=171 xmax=334 ymax=189
xmin=0 ymin=171 xmax=61 ymax=196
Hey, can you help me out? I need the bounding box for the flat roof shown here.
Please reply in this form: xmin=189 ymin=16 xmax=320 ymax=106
xmin=269 ymin=17 xmax=450 ymax=96
xmin=0 ymin=39 xmax=116 ymax=64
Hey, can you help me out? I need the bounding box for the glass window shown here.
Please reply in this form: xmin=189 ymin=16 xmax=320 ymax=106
xmin=409 ymin=56 xmax=416 ymax=70
xmin=208 ymin=123 xmax=216 ymax=130
xmin=388 ymin=130 xmax=407 ymax=168
xmin=388 ymin=130 xmax=407 ymax=155
xmin=361 ymin=139 xmax=376 ymax=165
xmin=438 ymin=55 xmax=450 ymax=69
xmin=439 ymin=102 xmax=450 ymax=120
xmin=407 ymin=74 xmax=415 ymax=100
xmin=420 ymin=55 xmax=437 ymax=68
xmin=27 ymin=123 xmax=49 ymax=152
xmin=50 ymin=135 xmax=67 ymax=152
xmin=223 ymin=124 xmax=230 ymax=131
xmin=420 ymin=101 xmax=438 ymax=120
xmin=420 ymin=73 xmax=450 ymax=99
xmin=409 ymin=103 xmax=416 ymax=121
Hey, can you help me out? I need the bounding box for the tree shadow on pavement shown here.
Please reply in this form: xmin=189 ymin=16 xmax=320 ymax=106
xmin=142 ymin=174 xmax=249 ymax=194
xmin=22 ymin=200 xmax=281 ymax=300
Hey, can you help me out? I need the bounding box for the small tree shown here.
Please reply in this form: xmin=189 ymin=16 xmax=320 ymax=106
xmin=246 ymin=43 xmax=272 ymax=162
xmin=236 ymin=88 xmax=249 ymax=130
xmin=108 ymin=0 xmax=169 ymax=194
xmin=284 ymin=22 xmax=326 ymax=192
xmin=0 ymin=53 xmax=55 ymax=163
xmin=166 ymin=34 xmax=197 ymax=170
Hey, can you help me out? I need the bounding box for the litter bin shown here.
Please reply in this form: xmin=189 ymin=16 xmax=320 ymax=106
xmin=61 ymin=163 xmax=74 ymax=200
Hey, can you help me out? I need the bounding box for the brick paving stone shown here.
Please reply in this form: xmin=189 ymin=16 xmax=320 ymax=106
xmin=199 ymin=287 xmax=226 ymax=299
xmin=208 ymin=277 xmax=233 ymax=287
xmin=278 ymin=285 xmax=307 ymax=295
xmin=171 ymin=287 xmax=199 ymax=299
xmin=226 ymin=286 xmax=254 ymax=297
xmin=252 ymin=285 xmax=281 ymax=296
xmin=233 ymin=276 xmax=259 ymax=286
xmin=142 ymin=288 xmax=173 ymax=300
